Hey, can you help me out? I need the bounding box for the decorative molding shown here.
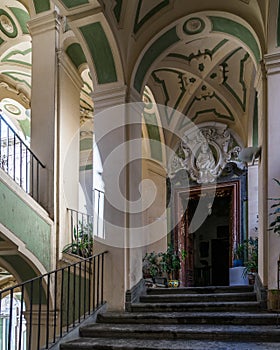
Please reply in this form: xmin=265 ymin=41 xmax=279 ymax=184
xmin=27 ymin=11 xmax=61 ymax=36
xmin=57 ymin=50 xmax=83 ymax=92
xmin=169 ymin=125 xmax=241 ymax=184
xmin=91 ymin=85 xmax=127 ymax=113
xmin=264 ymin=52 xmax=280 ymax=75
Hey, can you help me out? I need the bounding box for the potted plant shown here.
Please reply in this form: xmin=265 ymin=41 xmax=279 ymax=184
xmin=233 ymin=242 xmax=245 ymax=267
xmin=160 ymin=243 xmax=187 ymax=287
xmin=142 ymin=250 xmax=169 ymax=286
xmin=242 ymin=237 xmax=258 ymax=284
xmin=63 ymin=221 xmax=94 ymax=258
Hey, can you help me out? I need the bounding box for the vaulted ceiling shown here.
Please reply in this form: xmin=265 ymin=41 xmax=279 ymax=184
xmin=1 ymin=0 xmax=271 ymax=147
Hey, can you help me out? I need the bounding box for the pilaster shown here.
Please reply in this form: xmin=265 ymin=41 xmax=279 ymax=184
xmin=263 ymin=53 xmax=280 ymax=289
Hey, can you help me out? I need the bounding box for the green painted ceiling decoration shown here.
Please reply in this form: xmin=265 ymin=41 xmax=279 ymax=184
xmin=60 ymin=0 xmax=89 ymax=9
xmin=134 ymin=0 xmax=170 ymax=34
xmin=80 ymin=22 xmax=117 ymax=84
xmin=0 ymin=9 xmax=18 ymax=38
xmin=134 ymin=26 xmax=180 ymax=93
xmin=221 ymin=48 xmax=249 ymax=112
xmin=1 ymin=47 xmax=32 ymax=66
xmin=33 ymin=0 xmax=50 ymax=14
xmin=181 ymin=91 xmax=234 ymax=128
xmin=168 ymin=39 xmax=228 ymax=65
xmin=152 ymin=68 xmax=187 ymax=125
xmin=209 ymin=16 xmax=260 ymax=63
xmin=9 ymin=7 xmax=30 ymax=35
xmin=66 ymin=43 xmax=87 ymax=70
xmin=2 ymin=71 xmax=31 ymax=88
xmin=113 ymin=0 xmax=123 ymax=23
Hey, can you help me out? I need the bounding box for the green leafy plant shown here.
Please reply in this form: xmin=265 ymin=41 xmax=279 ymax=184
xmin=160 ymin=243 xmax=187 ymax=280
xmin=269 ymin=178 xmax=280 ymax=235
xmin=243 ymin=237 xmax=258 ymax=276
xmin=142 ymin=251 xmax=162 ymax=278
xmin=63 ymin=221 xmax=94 ymax=258
xmin=142 ymin=244 xmax=187 ymax=281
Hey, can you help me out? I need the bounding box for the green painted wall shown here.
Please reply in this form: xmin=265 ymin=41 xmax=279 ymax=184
xmin=61 ymin=0 xmax=89 ymax=9
xmin=33 ymin=0 xmax=50 ymax=14
xmin=80 ymin=22 xmax=117 ymax=84
xmin=0 ymin=180 xmax=51 ymax=270
xmin=134 ymin=26 xmax=180 ymax=93
xmin=1 ymin=255 xmax=47 ymax=304
xmin=66 ymin=43 xmax=87 ymax=70
xmin=209 ymin=16 xmax=260 ymax=62
xmin=80 ymin=138 xmax=92 ymax=151
xmin=143 ymin=112 xmax=162 ymax=162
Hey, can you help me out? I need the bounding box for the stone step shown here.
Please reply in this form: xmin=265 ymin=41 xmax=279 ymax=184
xmin=130 ymin=301 xmax=261 ymax=312
xmin=146 ymin=285 xmax=254 ymax=295
xmin=78 ymin=323 xmax=280 ymax=342
xmin=140 ymin=292 xmax=257 ymax=303
xmin=60 ymin=338 xmax=280 ymax=350
xmin=97 ymin=311 xmax=279 ymax=325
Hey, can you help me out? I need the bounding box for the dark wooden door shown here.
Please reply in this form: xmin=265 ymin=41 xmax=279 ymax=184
xmin=211 ymin=238 xmax=229 ymax=286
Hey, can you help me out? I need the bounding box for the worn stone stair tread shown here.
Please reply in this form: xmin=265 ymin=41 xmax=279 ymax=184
xmin=140 ymin=292 xmax=257 ymax=302
xmin=130 ymin=301 xmax=261 ymax=311
xmin=146 ymin=285 xmax=254 ymax=295
xmin=97 ymin=311 xmax=279 ymax=325
xmin=79 ymin=323 xmax=280 ymax=342
xmin=60 ymin=337 xmax=280 ymax=350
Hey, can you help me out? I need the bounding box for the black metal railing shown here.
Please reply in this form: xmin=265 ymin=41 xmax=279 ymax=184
xmin=0 ymin=251 xmax=107 ymax=350
xmin=0 ymin=114 xmax=45 ymax=202
xmin=93 ymin=188 xmax=105 ymax=238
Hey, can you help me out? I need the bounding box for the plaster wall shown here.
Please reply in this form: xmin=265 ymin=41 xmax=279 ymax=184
xmin=248 ymin=164 xmax=258 ymax=238
xmin=0 ymin=168 xmax=54 ymax=271
xmin=57 ymin=56 xmax=81 ymax=258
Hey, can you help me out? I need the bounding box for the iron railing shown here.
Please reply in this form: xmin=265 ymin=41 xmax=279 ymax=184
xmin=0 ymin=251 xmax=107 ymax=350
xmin=0 ymin=113 xmax=45 ymax=202
xmin=93 ymin=188 xmax=105 ymax=238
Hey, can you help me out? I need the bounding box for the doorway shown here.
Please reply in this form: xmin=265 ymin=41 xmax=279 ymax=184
xmin=175 ymin=181 xmax=240 ymax=287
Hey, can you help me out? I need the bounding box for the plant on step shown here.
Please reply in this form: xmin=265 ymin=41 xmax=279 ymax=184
xmin=160 ymin=243 xmax=187 ymax=280
xmin=242 ymin=237 xmax=258 ymax=278
xmin=63 ymin=221 xmax=94 ymax=258
xmin=142 ymin=251 xmax=163 ymax=279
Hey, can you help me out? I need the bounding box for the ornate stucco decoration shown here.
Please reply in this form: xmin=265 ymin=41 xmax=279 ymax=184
xmin=170 ymin=125 xmax=241 ymax=184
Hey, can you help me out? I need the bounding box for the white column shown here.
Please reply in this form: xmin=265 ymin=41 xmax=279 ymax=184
xmin=264 ymin=53 xmax=280 ymax=289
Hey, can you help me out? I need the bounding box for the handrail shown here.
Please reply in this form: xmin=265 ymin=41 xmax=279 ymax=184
xmin=0 ymin=114 xmax=45 ymax=167
xmin=0 ymin=251 xmax=108 ymax=350
xmin=0 ymin=113 xmax=45 ymax=202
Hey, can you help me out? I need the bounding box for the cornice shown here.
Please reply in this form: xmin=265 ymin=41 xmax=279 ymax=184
xmin=264 ymin=52 xmax=280 ymax=76
xmin=28 ymin=11 xmax=61 ymax=36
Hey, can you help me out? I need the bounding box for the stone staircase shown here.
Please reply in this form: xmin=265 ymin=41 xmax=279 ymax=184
xmin=60 ymin=285 xmax=280 ymax=349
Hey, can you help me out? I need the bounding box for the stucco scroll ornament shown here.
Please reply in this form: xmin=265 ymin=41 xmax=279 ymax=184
xmin=175 ymin=127 xmax=240 ymax=184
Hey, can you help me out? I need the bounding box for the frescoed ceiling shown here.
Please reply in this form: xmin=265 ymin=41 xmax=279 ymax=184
xmin=2 ymin=0 xmax=267 ymax=147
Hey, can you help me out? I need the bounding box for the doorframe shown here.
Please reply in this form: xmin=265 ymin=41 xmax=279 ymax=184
xmin=173 ymin=180 xmax=241 ymax=286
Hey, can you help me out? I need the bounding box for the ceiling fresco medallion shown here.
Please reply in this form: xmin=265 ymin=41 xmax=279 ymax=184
xmin=183 ymin=17 xmax=205 ymax=35
xmin=0 ymin=15 xmax=13 ymax=33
